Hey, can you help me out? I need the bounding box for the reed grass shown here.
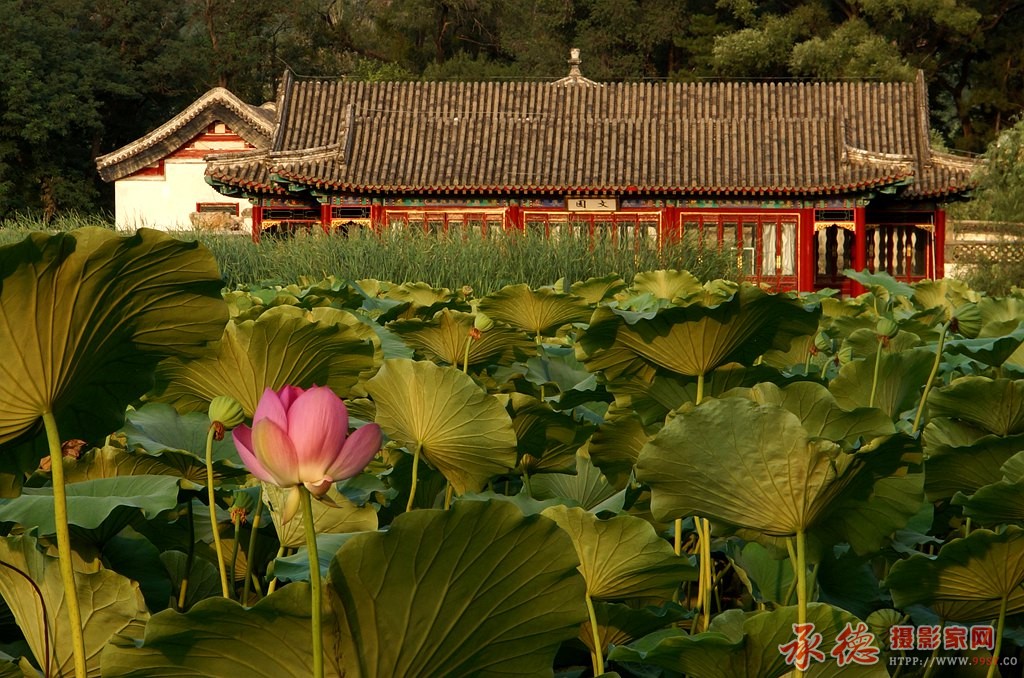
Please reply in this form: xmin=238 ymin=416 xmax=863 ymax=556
xmin=0 ymin=217 xmax=737 ymax=292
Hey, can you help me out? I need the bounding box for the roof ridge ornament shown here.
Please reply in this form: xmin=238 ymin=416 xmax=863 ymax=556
xmin=554 ymin=48 xmax=601 ymax=87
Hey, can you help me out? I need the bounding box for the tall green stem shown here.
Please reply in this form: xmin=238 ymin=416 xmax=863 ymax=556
xmin=869 ymin=338 xmax=884 ymax=408
xmin=242 ymin=500 xmax=263 ymax=604
xmin=795 ymin=528 xmax=808 ymax=678
xmin=205 ymin=425 xmax=231 ymax=598
xmin=585 ymin=593 xmax=605 ymax=675
xmin=700 ymin=517 xmax=712 ymax=632
xmin=912 ymin=322 xmax=950 ymax=434
xmin=521 ymin=469 xmax=533 ymax=498
xmin=42 ymin=412 xmax=87 ymax=678
xmin=696 ymin=372 xmax=705 ymax=406
xmin=301 ymin=486 xmax=324 ymax=678
xmin=462 ymin=335 xmax=472 ymax=374
xmin=987 ymin=595 xmax=1008 ymax=678
xmin=406 ymin=442 xmax=422 ymax=513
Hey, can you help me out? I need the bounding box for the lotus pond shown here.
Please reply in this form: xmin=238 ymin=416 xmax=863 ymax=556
xmin=1 ymin=227 xmax=1024 ymax=677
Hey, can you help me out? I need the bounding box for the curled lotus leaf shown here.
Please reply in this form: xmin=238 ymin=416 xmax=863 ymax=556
xmin=478 ymin=283 xmax=591 ymax=337
xmin=388 ymin=308 xmax=534 ymax=368
xmin=927 ymin=376 xmax=1024 ymax=436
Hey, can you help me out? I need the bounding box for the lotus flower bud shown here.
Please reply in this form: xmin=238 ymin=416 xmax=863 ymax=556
xmin=209 ymin=395 xmax=246 ymax=429
xmin=473 ymin=311 xmax=494 ymax=332
xmin=952 ymin=303 xmax=982 ymax=339
xmin=875 ymin=317 xmax=899 ymax=339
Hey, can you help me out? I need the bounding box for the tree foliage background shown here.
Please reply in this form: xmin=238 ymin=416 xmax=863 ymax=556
xmin=1 ymin=0 xmax=1021 ymax=218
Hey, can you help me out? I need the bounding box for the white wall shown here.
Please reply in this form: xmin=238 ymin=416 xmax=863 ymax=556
xmin=114 ymin=158 xmax=251 ymax=231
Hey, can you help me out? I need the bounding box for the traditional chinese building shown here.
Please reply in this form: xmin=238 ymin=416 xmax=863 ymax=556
xmin=101 ymin=52 xmax=978 ymax=293
xmin=95 ymin=88 xmax=276 ymax=231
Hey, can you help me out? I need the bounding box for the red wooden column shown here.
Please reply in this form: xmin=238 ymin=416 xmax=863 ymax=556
xmin=319 ymin=203 xmax=332 ymax=234
xmin=504 ymin=204 xmax=523 ymax=232
xmin=797 ymin=208 xmax=816 ymax=292
xmin=251 ymin=204 xmax=263 ymax=243
xmin=851 ymin=206 xmax=867 ymax=296
xmin=370 ymin=203 xmax=384 ymax=232
xmin=934 ymin=209 xmax=947 ymax=279
xmin=661 ymin=206 xmax=679 ymax=246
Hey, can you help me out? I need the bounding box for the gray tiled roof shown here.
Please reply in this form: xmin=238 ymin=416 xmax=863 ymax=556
xmin=207 ymin=71 xmax=976 ymax=199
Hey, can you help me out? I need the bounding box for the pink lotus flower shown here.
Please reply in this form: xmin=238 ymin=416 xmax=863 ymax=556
xmin=233 ymin=385 xmax=381 ymax=500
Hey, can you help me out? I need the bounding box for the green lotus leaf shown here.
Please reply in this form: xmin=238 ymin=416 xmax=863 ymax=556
xmin=576 ymin=283 xmax=818 ymax=381
xmin=630 ymin=269 xmax=703 ymax=301
xmin=101 ymin=584 xmax=338 ymax=677
xmin=508 ymin=393 xmax=592 ymax=475
xmin=886 ymin=526 xmax=1024 ymax=622
xmin=828 ymin=348 xmax=934 ymax=419
xmin=273 ymin=533 xmax=358 ymax=583
xmin=122 ymin=403 xmax=239 ymax=464
xmin=0 ymin=534 xmax=148 ymax=677
xmin=532 ymin=452 xmax=620 ymax=511
xmin=814 ymin=472 xmax=924 ymax=557
xmin=153 ymin=311 xmax=376 ymax=416
xmin=845 ymin=269 xmax=915 ymax=303
xmin=0 ymin=475 xmax=180 ymax=537
xmin=726 ymin=541 xmax=794 ymax=606
xmin=366 ymin=359 xmax=517 ymax=495
xmin=328 ymin=500 xmax=587 ymax=678
xmin=59 ymin=437 xmax=246 ymax=487
xmin=543 ymin=504 xmax=695 ymax=600
xmin=478 ymin=283 xmax=592 ymax=338
xmin=160 ymin=551 xmax=222 ymax=611
xmin=571 ymin=274 xmax=628 ymax=305
xmin=978 ymin=296 xmax=1024 ymax=335
xmin=951 ymin=450 xmax=1024 ymax=524
xmin=637 ymin=397 xmax=911 ymax=539
xmin=942 ymin=322 xmax=1024 ymax=368
xmin=927 ymin=376 xmax=1024 ymax=436
xmin=742 ymin=382 xmax=896 ymax=446
xmin=102 ymin=533 xmax=172 ymax=612
xmin=609 ymin=603 xmax=886 ymax=678
xmin=267 ymin=305 xmax=384 ymax=368
xmin=262 ymin=482 xmax=377 ymax=549
xmin=587 ymin=410 xmax=651 ymax=489
xmin=388 ymin=308 xmax=534 ymax=367
xmin=911 ymin=278 xmax=978 ymax=316
xmin=523 ymin=345 xmax=598 ymax=394
xmin=384 ymin=281 xmax=458 ymax=318
xmin=580 ymin=601 xmax=687 ymax=654
xmin=922 ymin=419 xmax=1024 ymax=501
xmin=842 ymin=327 xmax=923 ymax=359
xmin=0 ymin=228 xmax=226 ymax=491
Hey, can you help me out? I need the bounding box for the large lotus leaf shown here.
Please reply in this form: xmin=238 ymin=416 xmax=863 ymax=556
xmin=267 ymin=305 xmax=384 ymax=374
xmin=587 ymin=411 xmax=651 ymax=489
xmin=911 ymin=278 xmax=978 ymax=315
xmin=814 ymin=472 xmax=924 ymax=556
xmin=828 ymin=348 xmax=934 ymax=419
xmin=951 ymin=450 xmax=1024 ymax=524
xmin=571 ymin=274 xmax=628 ymax=305
xmin=122 ymin=403 xmax=238 ymax=463
xmin=101 ymin=583 xmax=338 ymax=677
xmin=580 ymin=601 xmax=687 ymax=654
xmin=0 ymin=475 xmax=180 ymax=538
xmin=637 ymin=397 xmax=908 ymax=537
xmin=542 ymin=505 xmax=695 ymax=600
xmin=388 ymin=309 xmax=534 ymax=367
xmin=576 ymin=284 xmax=818 ymax=380
xmin=943 ymin=322 xmax=1024 ymax=368
xmin=630 ymin=269 xmax=703 ymax=301
xmin=102 ymin=533 xmax=172 ymax=612
xmin=743 ymin=382 xmax=896 ymax=446
xmin=507 ymin=394 xmax=592 ymax=475
xmin=365 ymin=359 xmax=517 ymax=495
xmin=532 ymin=452 xmax=619 ymax=510
xmin=160 ymin=551 xmax=222 ymax=610
xmin=726 ymin=541 xmax=793 ymax=606
xmin=328 ymin=500 xmax=588 ymax=678
xmin=609 ymin=603 xmax=886 ymax=678
xmin=262 ymin=482 xmax=377 ymax=549
xmin=922 ymin=419 xmax=1024 ymax=501
xmin=843 ymin=327 xmax=923 ymax=359
xmin=0 ymin=534 xmax=148 ymax=677
xmin=478 ymin=283 xmax=592 ymax=337
xmin=978 ymin=296 xmax=1024 ymax=336
xmin=153 ymin=312 xmax=375 ymax=416
xmin=523 ymin=345 xmax=598 ymax=395
xmin=0 ymin=228 xmax=226 ymax=489
xmin=886 ymin=526 xmax=1024 ymax=622
xmin=383 ymin=281 xmax=459 ymax=321
xmin=927 ymin=377 xmax=1024 ymax=436
xmin=59 ymin=437 xmax=245 ymax=488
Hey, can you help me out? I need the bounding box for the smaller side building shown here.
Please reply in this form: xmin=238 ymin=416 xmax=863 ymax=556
xmin=95 ymin=88 xmax=275 ymax=231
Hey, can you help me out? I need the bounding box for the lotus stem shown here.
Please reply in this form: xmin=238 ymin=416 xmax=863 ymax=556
xmin=912 ymin=321 xmax=950 ymax=434
xmin=231 ymin=513 xmax=242 ymax=588
xmin=585 ymin=593 xmax=605 ymax=675
xmin=443 ymin=483 xmax=454 ymax=510
xmin=673 ymin=519 xmax=682 ymax=556
xmin=987 ymin=596 xmax=1009 ymax=678
xmin=268 ymin=543 xmax=286 ymax=595
xmin=205 ymin=425 xmax=231 ymax=598
xmin=869 ymin=338 xmax=884 ymax=408
xmin=178 ymin=500 xmax=195 ymax=610
xmin=696 ymin=372 xmax=706 ymax=406
xmin=964 ymin=517 xmax=972 ymax=537
xmin=406 ymin=442 xmax=422 ymax=513
xmin=462 ymin=335 xmax=472 ymax=374
xmin=521 ymin=469 xmax=533 ymax=498
xmin=795 ymin=528 xmax=808 ymax=678
xmin=700 ymin=517 xmax=712 ymax=632
xmin=42 ymin=411 xmax=87 ymax=678
xmin=804 ymin=338 xmax=814 ymax=374
xmin=242 ymin=500 xmax=263 ymax=604
xmin=300 ymin=486 xmax=324 ymax=678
